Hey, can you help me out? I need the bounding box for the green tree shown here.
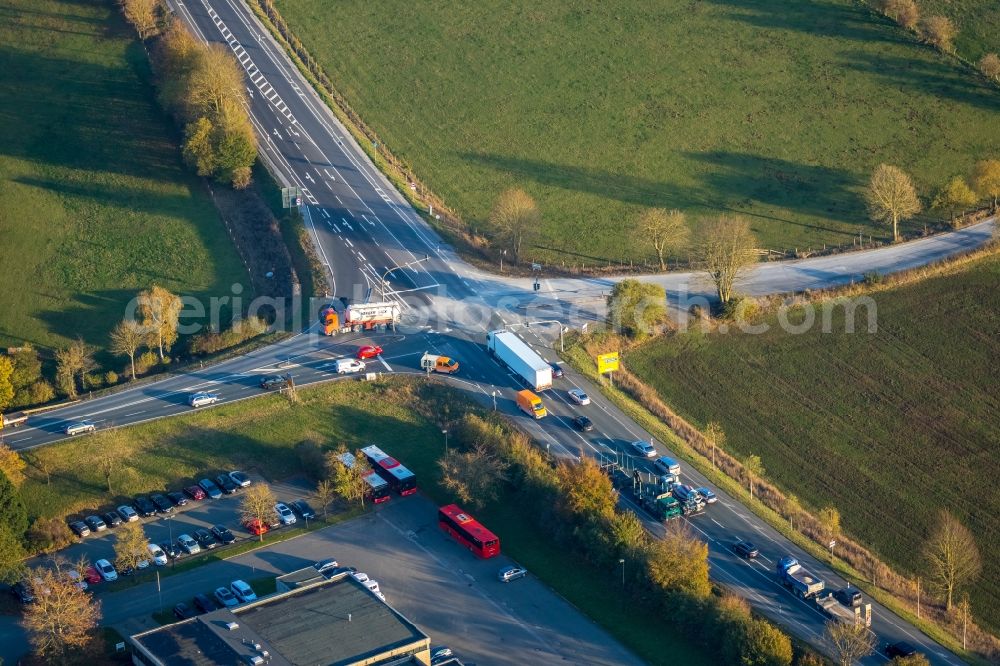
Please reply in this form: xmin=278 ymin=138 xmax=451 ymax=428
xmin=122 ymin=0 xmax=161 ymax=39
xmin=187 ymin=43 xmax=247 ymax=119
xmin=645 ymin=521 xmax=711 ymax=599
xmin=606 ymin=279 xmax=668 ymax=339
xmin=8 ymin=345 xmax=43 ymax=407
xmin=240 ymin=483 xmax=279 ymax=542
xmin=489 ymin=188 xmax=540 ymax=263
xmin=639 ymin=208 xmax=689 ymax=271
xmin=865 ymin=164 xmax=921 ymax=242
xmin=818 ymin=506 xmax=841 ymax=543
xmin=0 ymin=355 xmax=13 ymax=410
xmin=740 ymin=617 xmax=793 ymax=666
xmin=109 ymin=319 xmax=146 ymax=381
xmin=892 ymin=654 xmax=931 ymax=665
xmin=325 ymin=447 xmax=372 ymax=508
xmin=0 ymin=524 xmax=27 ymax=584
xmin=0 ymin=471 xmax=28 ymax=537
xmin=113 ymin=522 xmax=149 ymax=572
xmin=0 ymin=444 xmax=26 ymax=487
xmin=971 ymin=159 xmax=1000 ymax=211
xmin=932 ymin=176 xmax=978 ymax=225
xmin=182 ymin=117 xmax=217 ymax=177
xmin=701 ymin=215 xmax=758 ymax=303
xmin=214 ymin=123 xmax=258 ymax=186
xmin=555 ymin=456 xmax=618 ymax=526
xmin=439 ymin=445 xmax=510 ymax=510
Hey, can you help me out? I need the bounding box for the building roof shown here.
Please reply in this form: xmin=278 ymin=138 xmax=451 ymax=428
xmin=132 ymin=609 xmax=291 ymax=666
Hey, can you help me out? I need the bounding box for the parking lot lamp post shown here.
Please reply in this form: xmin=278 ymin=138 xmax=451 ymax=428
xmin=619 ymin=558 xmax=625 ymax=589
xmin=442 ymin=429 xmax=449 ymax=456
xmin=165 ymin=516 xmax=173 ymax=567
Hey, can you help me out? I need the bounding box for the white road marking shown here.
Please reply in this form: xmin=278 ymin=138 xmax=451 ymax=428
xmin=377 ymin=356 xmax=393 ymax=372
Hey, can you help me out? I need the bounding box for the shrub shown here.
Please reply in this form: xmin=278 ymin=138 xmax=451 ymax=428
xmin=135 ymin=351 xmax=160 ymax=375
xmin=879 ymin=0 xmax=919 ymax=30
xmin=920 ymin=15 xmax=956 ymax=52
xmin=104 ymin=371 xmax=119 ymax=386
xmin=21 ymin=380 xmax=55 ymax=408
xmin=27 ymin=517 xmax=74 ymax=554
xmin=979 ymin=53 xmax=1000 ymax=83
xmin=83 ymin=373 xmax=104 ymax=390
xmin=721 ymin=294 xmax=760 ymax=322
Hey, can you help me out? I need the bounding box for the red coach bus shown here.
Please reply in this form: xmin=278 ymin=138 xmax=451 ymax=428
xmin=338 ymin=452 xmax=390 ymax=504
xmin=361 ymin=445 xmax=417 ymax=496
xmin=438 ymin=504 xmax=500 ymax=559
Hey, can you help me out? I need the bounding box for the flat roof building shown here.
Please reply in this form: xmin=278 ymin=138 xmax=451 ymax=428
xmin=130 ymin=571 xmax=430 ymax=666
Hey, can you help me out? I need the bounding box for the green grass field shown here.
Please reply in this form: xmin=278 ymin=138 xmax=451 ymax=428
xmin=919 ymin=0 xmax=1000 ymax=62
xmin=273 ymin=0 xmax=1000 ymax=264
xmin=0 ymin=0 xmax=247 ymax=359
xmin=21 ymin=377 xmax=709 ymax=664
xmin=628 ymin=252 xmax=1000 ymax=630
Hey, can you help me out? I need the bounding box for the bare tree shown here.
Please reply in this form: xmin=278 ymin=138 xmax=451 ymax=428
xmin=705 ymin=422 xmax=725 ymax=467
xmin=980 ymin=54 xmax=1000 ymax=83
xmin=932 ymin=176 xmax=978 ymax=225
xmin=865 ymin=164 xmax=921 ymax=242
xmin=110 ymin=319 xmax=146 ymax=380
xmin=489 ymin=188 xmax=540 ymax=263
xmin=825 ymin=620 xmax=876 ymax=666
xmin=122 ymin=0 xmax=161 ymax=39
xmin=971 ymin=159 xmax=1000 ymax=211
xmin=743 ymin=454 xmax=764 ymax=500
xmin=639 ymin=208 xmax=689 ymax=271
xmin=187 ymin=44 xmax=247 ymax=120
xmin=923 ymin=511 xmax=982 ymax=610
xmin=93 ymin=428 xmax=129 ymax=494
xmin=113 ymin=522 xmax=149 ymax=572
xmin=439 ymin=444 xmax=510 ymax=510
xmin=314 ymin=479 xmax=337 ymax=520
xmin=240 ymin=483 xmax=279 ymax=541
xmin=700 ymin=215 xmax=758 ymax=304
xmin=54 ymin=339 xmax=94 ymax=398
xmin=921 ymin=15 xmax=956 ymax=52
xmin=22 ymin=564 xmax=100 ymax=662
xmin=137 ymin=286 xmax=183 ymax=361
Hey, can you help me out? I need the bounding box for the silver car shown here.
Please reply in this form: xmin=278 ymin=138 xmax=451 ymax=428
xmin=629 ymin=440 xmax=656 ymax=458
xmin=498 ymin=565 xmax=528 ymax=583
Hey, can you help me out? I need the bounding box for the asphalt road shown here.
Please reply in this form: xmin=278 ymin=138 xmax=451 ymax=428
xmin=3 ymin=0 xmax=992 ymax=662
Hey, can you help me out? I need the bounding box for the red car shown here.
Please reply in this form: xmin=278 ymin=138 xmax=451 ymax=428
xmin=243 ymin=518 xmax=270 ymax=536
xmin=184 ymin=485 xmax=207 ymax=500
xmin=356 ymin=345 xmax=383 ymax=360
xmin=83 ymin=566 xmax=102 ymax=585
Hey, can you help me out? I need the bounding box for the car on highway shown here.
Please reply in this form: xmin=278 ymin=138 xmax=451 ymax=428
xmin=184 ymin=485 xmax=207 ymax=501
xmin=193 ymin=593 xmax=217 ymax=614
xmin=629 ymin=439 xmax=657 ymax=458
xmin=290 ymin=499 xmax=316 ymax=520
xmin=64 ymin=420 xmax=96 ymax=436
xmin=198 ymin=478 xmax=223 ymax=499
xmin=259 ymin=375 xmax=288 ymax=390
xmin=133 ymin=496 xmax=157 ymax=518
xmin=732 ymin=540 xmax=760 ymax=560
xmin=167 ymin=491 xmax=189 ymax=507
xmin=102 ymin=511 xmax=123 ymax=528
xmin=230 ymin=580 xmax=257 ymax=603
xmin=549 ymin=363 xmax=564 ymax=378
xmin=214 ymin=474 xmax=239 ymax=494
xmin=567 ymin=388 xmax=590 ymax=405
xmin=173 ymin=602 xmax=196 ymax=620
xmin=95 ymin=559 xmax=118 ymax=582
xmin=188 ymin=392 xmax=219 ymax=408
xmin=117 ymin=505 xmax=139 ymax=522
xmin=274 ymin=502 xmax=297 ymax=525
xmin=194 ymin=529 xmax=217 ymax=550
xmin=211 ymin=525 xmax=236 ymax=545
xmin=84 ymin=515 xmax=107 ymax=532
xmin=83 ymin=566 xmax=102 ymax=585
xmin=356 ymin=344 xmax=383 ymax=359
xmin=177 ymin=534 xmax=201 ymax=555
xmin=313 ymin=558 xmax=339 ymax=573
xmin=335 ymin=358 xmax=366 ymax=374
xmin=243 ymin=518 xmax=269 ymax=536
xmin=572 ymin=415 xmax=594 ymax=432
xmin=68 ymin=520 xmax=90 ymax=538
xmin=229 ymin=471 xmax=251 ymax=488
xmin=147 ymin=543 xmax=168 ymax=566
xmin=498 ymin=565 xmax=528 ymax=583
xmin=696 ymin=487 xmax=717 ymax=504
xmin=160 ymin=542 xmax=180 ymax=560
xmin=150 ymin=494 xmax=174 ymax=513
xmin=214 ymin=586 xmax=238 ymax=608
xmin=885 ymin=642 xmax=918 ymax=659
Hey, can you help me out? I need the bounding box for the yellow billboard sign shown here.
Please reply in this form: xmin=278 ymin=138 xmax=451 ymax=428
xmin=596 ymin=352 xmax=620 ymax=374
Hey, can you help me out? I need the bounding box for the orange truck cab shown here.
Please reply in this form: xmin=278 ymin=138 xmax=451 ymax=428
xmin=516 ymin=390 xmax=547 ymax=419
xmin=420 ymin=353 xmax=460 ymax=374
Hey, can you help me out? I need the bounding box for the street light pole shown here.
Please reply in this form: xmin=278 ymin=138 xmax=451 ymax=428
xmin=619 ymin=558 xmax=625 ymax=588
xmin=442 ymin=429 xmax=449 ymax=456
xmin=492 ymin=390 xmax=497 ymax=411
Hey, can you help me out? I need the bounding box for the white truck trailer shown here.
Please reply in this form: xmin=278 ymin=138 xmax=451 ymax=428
xmin=486 ymin=330 xmax=552 ymax=391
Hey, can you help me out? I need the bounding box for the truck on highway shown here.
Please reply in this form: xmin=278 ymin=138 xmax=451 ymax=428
xmin=486 ymin=330 xmax=552 ymax=391
xmin=775 ymin=556 xmax=825 ymax=598
xmin=420 ymin=353 xmax=460 ymax=374
xmin=632 ymin=471 xmax=682 ymax=523
xmin=816 ymin=592 xmax=872 ymax=627
xmin=320 ymin=302 xmax=400 ymax=335
xmin=1 ymin=412 xmax=28 ymax=430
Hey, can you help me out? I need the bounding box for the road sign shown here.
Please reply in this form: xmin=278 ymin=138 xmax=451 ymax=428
xmin=828 ymin=540 xmax=837 ymax=549
xmin=596 ymin=352 xmax=620 ymax=374
xmin=281 ymin=187 xmax=303 ymax=209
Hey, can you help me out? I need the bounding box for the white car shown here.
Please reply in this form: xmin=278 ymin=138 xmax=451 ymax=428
xmin=696 ymin=487 xmax=718 ymax=504
xmin=335 ymin=358 xmax=366 ymax=374
xmin=147 ymin=543 xmax=168 ymax=566
xmin=274 ymin=503 xmax=297 ymax=525
xmin=567 ymin=389 xmax=590 ymax=406
xmin=177 ymin=534 xmax=201 ymax=555
xmin=214 ymin=586 xmax=238 ymax=607
xmin=64 ymin=420 xmax=96 ymax=436
xmin=95 ymin=559 xmax=118 ymax=582
xmin=629 ymin=440 xmax=657 ymax=458
xmin=188 ymin=392 xmax=219 ymax=408
xmin=117 ymin=505 xmax=139 ymax=522
xmin=230 ymin=579 xmax=257 ymax=602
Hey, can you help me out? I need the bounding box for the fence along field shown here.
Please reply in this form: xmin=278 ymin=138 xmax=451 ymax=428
xmin=272 ymin=0 xmax=1000 ymax=266
xmin=0 ymin=0 xmax=247 ymax=357
xmin=628 ymin=252 xmax=1000 ymax=632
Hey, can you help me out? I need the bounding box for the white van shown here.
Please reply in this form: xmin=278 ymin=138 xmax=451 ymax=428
xmin=64 ymin=421 xmax=96 ymax=436
xmin=335 ymin=359 xmax=366 ymax=374
xmin=654 ymin=456 xmax=681 ymax=477
xmin=188 ymin=392 xmax=219 ymax=408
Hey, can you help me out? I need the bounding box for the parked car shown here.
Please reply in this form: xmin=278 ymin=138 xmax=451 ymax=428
xmin=732 ymin=540 xmax=760 ymax=559
xmin=259 ymin=375 xmax=287 ymax=390
xmin=147 ymin=543 xmax=168 ymax=566
xmin=498 ymin=565 xmax=528 ymax=583
xmin=214 ymin=586 xmax=238 ymax=608
xmin=160 ymin=541 xmax=180 ymax=560
xmin=10 ymin=581 xmax=34 ymax=604
xmin=211 ymin=525 xmax=236 ymax=545
xmin=133 ymin=496 xmax=157 ymax=517
xmin=65 ymin=570 xmax=87 ymax=591
xmin=430 ymin=647 xmax=454 ymax=666
xmin=198 ymin=479 xmax=223 ymax=499
xmin=313 ymin=558 xmax=339 ymax=573
xmin=356 ymin=344 xmax=383 ymax=359
xmin=215 ymin=474 xmax=239 ymax=494
xmin=84 ymin=515 xmax=107 ymax=532
xmin=228 ymin=471 xmax=251 ymax=488
xmin=184 ymin=485 xmax=207 ymax=501
xmin=549 ymin=363 xmax=564 ymax=378
xmin=230 ymin=579 xmax=257 ymax=603
xmin=335 ymin=358 xmax=366 ymax=374
xmin=193 ymin=593 xmax=217 ymax=614
xmin=173 ymin=602 xmax=196 ymax=620
xmin=629 ymin=439 xmax=657 ymax=458
xmin=695 ymin=487 xmax=717 ymax=504
xmin=274 ymin=503 xmax=297 ymax=525
xmin=117 ymin=505 xmax=139 ymax=522
xmin=68 ymin=520 xmax=90 ymax=538
xmin=572 ymin=415 xmax=593 ymax=432
xmin=83 ymin=566 xmax=102 ymax=585
xmin=886 ymin=642 xmax=918 ymax=659
xmin=166 ymin=491 xmax=189 ymax=507
xmin=102 ymin=511 xmax=123 ymax=528
xmin=243 ymin=518 xmax=269 ymax=536
xmin=64 ymin=420 xmax=96 ymax=435
xmin=567 ymin=388 xmax=590 ymax=405
xmin=289 ymin=499 xmax=316 ymax=520
xmin=193 ymin=529 xmax=217 ymax=550
xmin=95 ymin=559 xmax=118 ymax=582
xmin=177 ymin=534 xmax=201 ymax=555
xmin=150 ymin=494 xmax=174 ymax=513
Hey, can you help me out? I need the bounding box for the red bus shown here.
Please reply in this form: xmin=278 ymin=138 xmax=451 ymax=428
xmin=361 ymin=445 xmax=417 ymax=496
xmin=338 ymin=452 xmax=390 ymax=504
xmin=438 ymin=504 xmax=500 ymax=559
